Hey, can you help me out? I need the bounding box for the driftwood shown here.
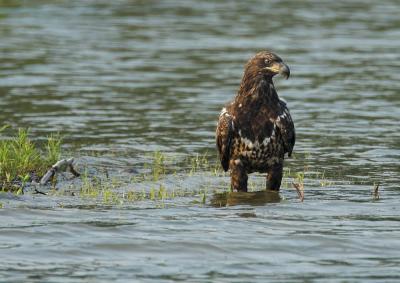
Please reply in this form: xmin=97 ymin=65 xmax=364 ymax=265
xmin=40 ymin=158 xmax=80 ymax=185
xmin=293 ymin=182 xmax=304 ymax=202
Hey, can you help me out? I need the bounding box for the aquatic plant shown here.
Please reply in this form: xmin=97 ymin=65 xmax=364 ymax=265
xmin=133 ymin=151 xmax=224 ymax=185
xmin=74 ymin=165 xmax=213 ymax=206
xmin=0 ymin=127 xmax=62 ymax=192
xmin=188 ymin=152 xmax=210 ymax=175
xmin=318 ymin=170 xmax=332 ymax=187
xmin=151 ymin=151 xmax=165 ymax=181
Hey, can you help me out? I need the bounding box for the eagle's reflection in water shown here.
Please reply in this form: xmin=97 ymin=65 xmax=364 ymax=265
xmin=210 ymin=190 xmax=281 ymax=207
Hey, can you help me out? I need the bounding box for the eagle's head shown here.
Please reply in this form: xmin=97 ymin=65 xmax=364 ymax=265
xmin=246 ymin=51 xmax=290 ymax=80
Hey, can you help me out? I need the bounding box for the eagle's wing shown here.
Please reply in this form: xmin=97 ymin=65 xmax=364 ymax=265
xmin=216 ymin=108 xmax=234 ymax=171
xmin=275 ymin=100 xmax=295 ymax=157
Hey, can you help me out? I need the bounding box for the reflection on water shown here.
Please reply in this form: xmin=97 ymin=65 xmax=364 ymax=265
xmin=0 ymin=0 xmax=400 ymax=282
xmin=211 ymin=190 xmax=281 ymax=207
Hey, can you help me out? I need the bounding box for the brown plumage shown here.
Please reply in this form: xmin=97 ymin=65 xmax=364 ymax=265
xmin=216 ymin=51 xmax=295 ymax=192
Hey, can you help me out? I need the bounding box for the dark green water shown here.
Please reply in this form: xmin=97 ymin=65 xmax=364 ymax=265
xmin=1 ymin=0 xmax=400 ymax=282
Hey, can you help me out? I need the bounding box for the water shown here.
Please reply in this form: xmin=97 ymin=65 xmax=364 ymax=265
xmin=1 ymin=0 xmax=400 ymax=282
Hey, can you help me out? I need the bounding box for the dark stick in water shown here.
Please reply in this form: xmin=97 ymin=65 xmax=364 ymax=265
xmin=293 ymin=182 xmax=304 ymax=202
xmin=373 ymin=183 xmax=380 ymax=200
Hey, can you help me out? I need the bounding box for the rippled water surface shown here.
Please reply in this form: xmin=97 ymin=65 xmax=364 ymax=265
xmin=1 ymin=0 xmax=400 ymax=282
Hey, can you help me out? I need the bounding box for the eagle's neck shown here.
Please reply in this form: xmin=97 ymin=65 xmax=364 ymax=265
xmin=236 ymin=70 xmax=279 ymax=104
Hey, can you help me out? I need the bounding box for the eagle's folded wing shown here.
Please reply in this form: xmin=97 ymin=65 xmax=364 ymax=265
xmin=275 ymin=101 xmax=295 ymax=157
xmin=216 ymin=109 xmax=234 ymax=171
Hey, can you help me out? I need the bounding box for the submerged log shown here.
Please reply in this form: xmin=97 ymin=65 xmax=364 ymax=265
xmin=40 ymin=158 xmax=80 ymax=185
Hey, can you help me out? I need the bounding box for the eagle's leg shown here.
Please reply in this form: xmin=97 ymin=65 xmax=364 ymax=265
xmin=230 ymin=159 xmax=248 ymax=192
xmin=266 ymin=163 xmax=283 ymax=191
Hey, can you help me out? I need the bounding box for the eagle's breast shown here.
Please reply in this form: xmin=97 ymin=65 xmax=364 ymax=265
xmin=231 ymin=124 xmax=285 ymax=172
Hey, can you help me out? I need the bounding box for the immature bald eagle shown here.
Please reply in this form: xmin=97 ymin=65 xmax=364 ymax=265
xmin=216 ymin=51 xmax=295 ymax=192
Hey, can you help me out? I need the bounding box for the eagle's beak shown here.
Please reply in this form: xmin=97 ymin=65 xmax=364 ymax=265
xmin=265 ymin=62 xmax=290 ymax=79
xmin=279 ymin=63 xmax=290 ymax=79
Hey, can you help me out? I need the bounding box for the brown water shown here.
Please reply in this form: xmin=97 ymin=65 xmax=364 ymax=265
xmin=1 ymin=0 xmax=400 ymax=282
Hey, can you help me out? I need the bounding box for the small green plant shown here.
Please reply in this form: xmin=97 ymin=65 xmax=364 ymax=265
xmin=318 ymin=170 xmax=332 ymax=187
xmin=80 ymin=171 xmax=99 ymax=198
xmin=158 ymin=184 xmax=168 ymax=200
xmin=149 ymin=187 xmax=156 ymax=200
xmin=153 ymin=151 xmax=166 ymax=181
xmin=45 ymin=133 xmax=62 ymax=164
xmin=188 ymin=152 xmax=211 ymax=175
xmin=295 ymin=171 xmax=305 ymax=186
xmin=0 ymin=128 xmax=62 ymax=192
xmin=79 ymin=171 xmax=125 ymax=205
xmin=200 ymin=189 xmax=207 ymax=204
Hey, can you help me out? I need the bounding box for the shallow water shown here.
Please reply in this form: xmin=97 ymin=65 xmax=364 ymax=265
xmin=1 ymin=0 xmax=400 ymax=282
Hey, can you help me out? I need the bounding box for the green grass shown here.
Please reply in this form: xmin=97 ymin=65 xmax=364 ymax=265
xmin=74 ymin=151 xmax=340 ymax=205
xmin=0 ymin=127 xmax=62 ymax=191
xmin=77 ymin=169 xmax=203 ymax=206
xmin=135 ymin=151 xmax=223 ymax=183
